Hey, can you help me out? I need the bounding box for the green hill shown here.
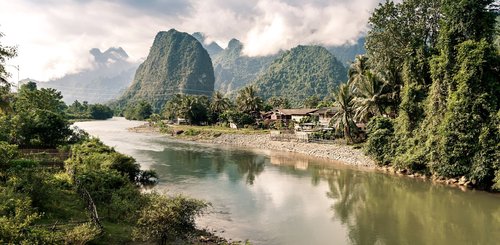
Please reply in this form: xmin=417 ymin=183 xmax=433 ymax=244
xmin=116 ymin=29 xmax=214 ymax=111
xmin=252 ymin=45 xmax=347 ymax=106
xmin=212 ymin=39 xmax=277 ymax=95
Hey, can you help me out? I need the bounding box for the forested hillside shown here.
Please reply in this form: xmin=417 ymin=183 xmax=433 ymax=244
xmin=253 ymin=45 xmax=347 ymax=106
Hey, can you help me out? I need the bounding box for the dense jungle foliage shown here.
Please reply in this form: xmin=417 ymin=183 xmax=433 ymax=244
xmin=358 ymin=0 xmax=500 ymax=190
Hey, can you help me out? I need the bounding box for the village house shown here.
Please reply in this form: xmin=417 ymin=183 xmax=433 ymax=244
xmin=311 ymin=107 xmax=339 ymax=127
xmin=270 ymin=108 xmax=318 ymax=123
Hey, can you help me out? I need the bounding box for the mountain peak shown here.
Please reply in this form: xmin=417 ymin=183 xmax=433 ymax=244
xmin=227 ymin=39 xmax=243 ymax=50
xmin=191 ymin=32 xmax=223 ymax=57
xmin=90 ymin=47 xmax=129 ymax=65
xmin=118 ymin=30 xmax=215 ymax=111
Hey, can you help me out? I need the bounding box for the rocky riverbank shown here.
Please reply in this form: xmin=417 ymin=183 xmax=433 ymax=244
xmin=129 ymin=124 xmax=375 ymax=168
xmin=206 ymin=134 xmax=375 ymax=168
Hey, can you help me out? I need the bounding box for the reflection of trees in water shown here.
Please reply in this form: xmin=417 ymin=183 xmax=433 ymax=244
xmin=235 ymin=155 xmax=265 ymax=185
xmin=315 ymin=168 xmax=500 ymax=245
xmin=207 ymin=151 xmax=266 ymax=185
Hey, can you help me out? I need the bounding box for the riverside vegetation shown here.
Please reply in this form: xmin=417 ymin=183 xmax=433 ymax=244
xmin=0 ymin=38 xmax=235 ymax=244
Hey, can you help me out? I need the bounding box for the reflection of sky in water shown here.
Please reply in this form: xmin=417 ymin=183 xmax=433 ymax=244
xmin=77 ymin=118 xmax=500 ymax=245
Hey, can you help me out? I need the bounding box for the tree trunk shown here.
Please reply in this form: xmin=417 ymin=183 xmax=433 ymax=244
xmin=344 ymin=114 xmax=353 ymax=144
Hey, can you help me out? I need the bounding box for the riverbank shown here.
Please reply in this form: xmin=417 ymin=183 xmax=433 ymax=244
xmin=129 ymin=123 xmax=488 ymax=191
xmin=130 ymin=123 xmax=375 ymax=168
xmin=207 ymin=134 xmax=375 ymax=168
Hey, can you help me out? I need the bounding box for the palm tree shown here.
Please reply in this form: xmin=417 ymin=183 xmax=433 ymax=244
xmin=330 ymin=83 xmax=356 ymax=143
xmin=236 ymin=86 xmax=263 ymax=114
xmin=210 ymin=91 xmax=231 ymax=114
xmin=352 ymin=71 xmax=389 ymax=122
xmin=348 ymin=55 xmax=369 ymax=87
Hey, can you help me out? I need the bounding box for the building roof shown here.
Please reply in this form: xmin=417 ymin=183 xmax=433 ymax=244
xmin=277 ymin=108 xmax=318 ymax=116
xmin=313 ymin=107 xmax=340 ymax=116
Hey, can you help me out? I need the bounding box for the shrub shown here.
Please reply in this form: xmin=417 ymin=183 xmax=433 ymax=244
xmin=0 ymin=142 xmax=19 ymax=165
xmin=365 ymin=117 xmax=395 ymax=166
xmin=132 ymin=193 xmax=209 ymax=245
xmin=64 ymin=223 xmax=100 ymax=245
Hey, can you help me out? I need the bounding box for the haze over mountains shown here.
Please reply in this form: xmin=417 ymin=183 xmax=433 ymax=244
xmin=34 ymin=47 xmax=139 ymax=104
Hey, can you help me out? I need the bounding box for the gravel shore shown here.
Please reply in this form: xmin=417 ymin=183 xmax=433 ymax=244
xmin=207 ymin=134 xmax=375 ymax=168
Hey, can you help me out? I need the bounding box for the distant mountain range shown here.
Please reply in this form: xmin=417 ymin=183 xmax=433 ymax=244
xmin=115 ymin=29 xmax=215 ymax=111
xmin=196 ymin=33 xmax=365 ymax=96
xmin=32 ymin=47 xmax=139 ymax=104
xmin=25 ymin=31 xmax=366 ymax=108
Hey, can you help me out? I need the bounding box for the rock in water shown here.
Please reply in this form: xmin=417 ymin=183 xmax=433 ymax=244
xmin=118 ymin=29 xmax=215 ymax=111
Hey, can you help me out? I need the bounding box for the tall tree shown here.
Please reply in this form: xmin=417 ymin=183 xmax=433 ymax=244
xmin=348 ymin=55 xmax=370 ymax=87
xmin=330 ymin=83 xmax=356 ymax=143
xmin=236 ymin=86 xmax=263 ymax=114
xmin=352 ymin=71 xmax=390 ymax=122
xmin=210 ymin=91 xmax=231 ymax=115
xmin=0 ymin=31 xmax=17 ymax=82
xmin=0 ymin=31 xmax=17 ymax=115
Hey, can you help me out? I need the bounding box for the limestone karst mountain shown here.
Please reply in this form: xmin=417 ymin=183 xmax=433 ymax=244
xmin=116 ymin=29 xmax=215 ymax=111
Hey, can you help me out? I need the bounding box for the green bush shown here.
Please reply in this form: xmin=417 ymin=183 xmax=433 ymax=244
xmin=64 ymin=223 xmax=101 ymax=245
xmin=132 ymin=193 xmax=209 ymax=244
xmin=0 ymin=142 xmax=18 ymax=165
xmin=365 ymin=117 xmax=395 ymax=166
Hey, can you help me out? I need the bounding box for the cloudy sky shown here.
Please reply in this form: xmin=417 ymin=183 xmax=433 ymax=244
xmin=0 ymin=0 xmax=384 ymax=81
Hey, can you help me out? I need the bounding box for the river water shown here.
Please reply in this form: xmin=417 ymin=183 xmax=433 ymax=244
xmin=75 ymin=117 xmax=500 ymax=245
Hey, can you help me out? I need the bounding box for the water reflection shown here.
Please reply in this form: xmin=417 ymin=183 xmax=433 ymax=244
xmin=313 ymin=168 xmax=500 ymax=245
xmin=76 ymin=118 xmax=500 ymax=245
xmin=142 ymin=141 xmax=500 ymax=245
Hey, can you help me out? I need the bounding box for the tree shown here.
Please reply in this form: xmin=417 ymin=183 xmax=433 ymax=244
xmin=0 ymin=31 xmax=17 ymax=82
xmin=178 ymin=95 xmax=209 ymax=125
xmin=236 ymin=86 xmax=263 ymax=114
xmin=162 ymin=94 xmax=182 ymax=120
xmin=132 ymin=194 xmax=209 ymax=245
xmin=267 ymin=96 xmax=290 ymax=109
xmin=87 ymin=104 xmax=113 ymax=120
xmin=352 ymin=71 xmax=391 ymax=122
xmin=348 ymin=55 xmax=369 ymax=87
xmin=330 ymin=83 xmax=356 ymax=143
xmin=303 ymin=95 xmax=320 ymax=108
xmin=6 ymin=82 xmax=71 ymax=147
xmin=209 ymin=91 xmax=231 ymax=123
xmin=124 ymin=100 xmax=152 ymax=120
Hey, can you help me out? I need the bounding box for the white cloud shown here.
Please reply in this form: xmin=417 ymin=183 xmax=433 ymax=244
xmin=0 ymin=0 xmax=383 ymax=81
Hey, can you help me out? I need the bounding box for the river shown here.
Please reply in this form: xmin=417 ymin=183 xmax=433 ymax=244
xmin=75 ymin=117 xmax=500 ymax=245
